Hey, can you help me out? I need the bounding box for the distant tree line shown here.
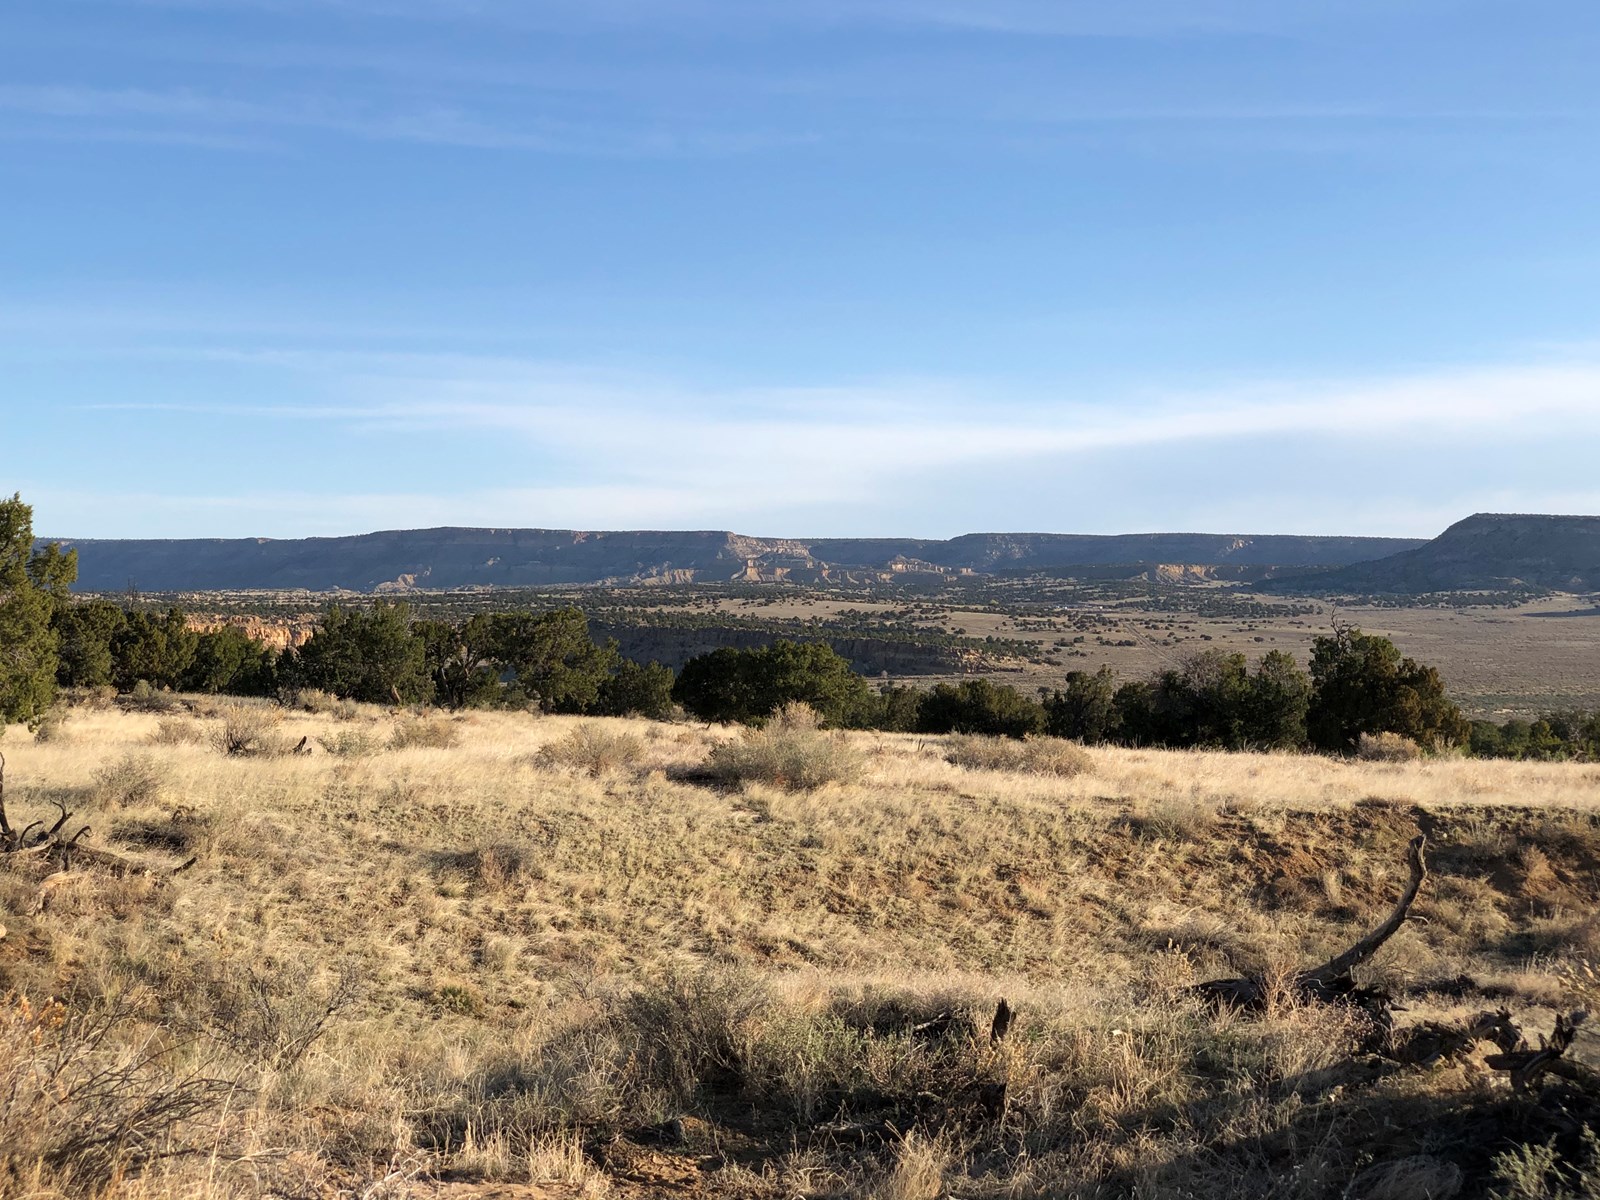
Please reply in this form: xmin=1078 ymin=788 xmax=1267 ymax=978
xmin=1467 ymin=711 xmax=1600 ymax=762
xmin=54 ymin=599 xmax=678 ymax=720
xmin=670 ymin=624 xmax=1475 ymax=756
xmin=54 ymin=602 xmax=279 ymax=698
xmin=1 ymin=493 xmax=1593 ymax=759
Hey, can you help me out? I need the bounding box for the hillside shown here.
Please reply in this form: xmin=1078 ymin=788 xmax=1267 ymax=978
xmin=48 ymin=526 xmax=1424 ymax=592
xmin=3 ymin=702 xmax=1600 ymax=1197
xmin=1275 ymin=512 xmax=1600 ymax=594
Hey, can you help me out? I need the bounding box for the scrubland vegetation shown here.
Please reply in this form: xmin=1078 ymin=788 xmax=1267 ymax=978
xmin=8 ymin=496 xmax=1600 ymax=1197
xmin=3 ymin=694 xmax=1600 ymax=1198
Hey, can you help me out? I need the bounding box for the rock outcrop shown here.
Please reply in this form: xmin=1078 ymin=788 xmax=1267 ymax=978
xmin=184 ymin=614 xmax=317 ymax=651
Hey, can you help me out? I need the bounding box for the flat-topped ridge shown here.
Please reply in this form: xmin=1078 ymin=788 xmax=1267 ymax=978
xmin=43 ymin=525 xmax=1427 ymax=592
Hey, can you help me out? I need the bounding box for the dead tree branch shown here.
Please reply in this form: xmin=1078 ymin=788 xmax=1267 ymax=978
xmin=1487 ymin=1011 xmax=1589 ymax=1093
xmin=1 ymin=752 xmax=198 ymax=881
xmin=1196 ymin=834 xmax=1428 ymax=1012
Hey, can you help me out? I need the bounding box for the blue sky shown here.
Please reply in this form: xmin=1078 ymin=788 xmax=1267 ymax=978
xmin=5 ymin=0 xmax=1600 ymax=539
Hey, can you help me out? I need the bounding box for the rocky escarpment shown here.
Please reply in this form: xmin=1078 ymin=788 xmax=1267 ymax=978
xmin=1273 ymin=513 xmax=1600 ymax=594
xmin=185 ymin=613 xmax=317 ymax=652
xmin=48 ymin=526 xmax=1426 ymax=593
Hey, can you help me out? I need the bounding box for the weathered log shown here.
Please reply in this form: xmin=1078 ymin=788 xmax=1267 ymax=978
xmin=42 ymin=798 xmax=73 ymax=842
xmin=1475 ymin=1008 xmax=1526 ymax=1055
xmin=1389 ymin=1008 xmax=1524 ymax=1066
xmin=1546 ymin=1057 xmax=1600 ymax=1091
xmin=1 ymin=758 xmax=79 ymax=856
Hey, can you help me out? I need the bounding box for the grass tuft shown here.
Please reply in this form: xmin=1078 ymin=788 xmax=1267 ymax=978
xmin=217 ymin=704 xmax=293 ymax=757
xmin=389 ymin=716 xmax=461 ymax=750
xmin=319 ymin=728 xmax=382 ymax=757
xmin=702 ymin=721 xmax=864 ymax=791
xmin=283 ymin=687 xmax=361 ymax=720
xmin=536 ymin=724 xmax=647 ymax=776
xmin=148 ymin=716 xmax=206 ymax=746
xmin=91 ymin=752 xmax=173 ymax=809
xmin=31 ymin=709 xmax=70 ymax=744
xmin=1358 ymin=731 xmax=1425 ymax=762
xmin=944 ymin=733 xmax=1093 ymax=777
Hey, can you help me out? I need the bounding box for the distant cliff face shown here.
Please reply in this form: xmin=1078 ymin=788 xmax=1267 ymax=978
xmin=186 ymin=613 xmax=317 ymax=651
xmin=1275 ymin=514 xmax=1600 ymax=593
xmin=919 ymin=532 xmax=1413 ymax=571
xmin=47 ymin=526 xmax=1427 ymax=593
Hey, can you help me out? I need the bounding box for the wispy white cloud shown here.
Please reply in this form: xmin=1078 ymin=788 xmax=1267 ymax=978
xmin=74 ymin=350 xmax=1600 ymax=535
xmin=0 ymin=84 xmax=258 ymax=120
xmin=4 ymin=77 xmax=1554 ymax=167
xmin=105 ymin=348 xmax=1600 ymax=440
xmin=12 ymin=1 xmax=1568 ymax=168
xmin=0 ymin=81 xmax=804 ymax=156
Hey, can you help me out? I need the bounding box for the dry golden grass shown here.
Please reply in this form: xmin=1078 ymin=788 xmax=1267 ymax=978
xmin=2 ymin=701 xmax=1599 ymax=1197
xmin=1360 ymin=730 xmax=1426 ymax=762
xmin=389 ymin=714 xmax=463 ymax=750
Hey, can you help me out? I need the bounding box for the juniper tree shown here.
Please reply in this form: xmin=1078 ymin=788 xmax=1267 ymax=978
xmin=0 ymin=494 xmax=75 ymax=726
xmin=1307 ymin=622 xmax=1468 ymax=753
xmin=284 ymin=602 xmax=433 ymax=704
